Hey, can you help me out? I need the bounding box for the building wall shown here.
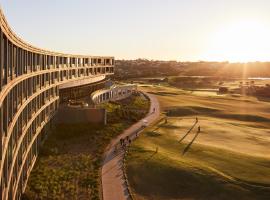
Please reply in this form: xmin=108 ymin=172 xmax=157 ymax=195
xmin=56 ymin=107 xmax=106 ymax=125
xmin=0 ymin=8 xmax=114 ymax=200
xmin=59 ymin=78 xmax=108 ymax=103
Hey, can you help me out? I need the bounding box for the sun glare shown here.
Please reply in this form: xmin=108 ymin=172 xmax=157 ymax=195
xmin=203 ymin=20 xmax=270 ymax=62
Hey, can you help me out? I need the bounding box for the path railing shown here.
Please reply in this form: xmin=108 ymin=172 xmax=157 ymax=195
xmin=123 ymin=147 xmax=137 ymax=200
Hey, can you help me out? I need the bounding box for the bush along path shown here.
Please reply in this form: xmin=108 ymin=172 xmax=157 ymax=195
xmin=102 ymin=92 xmax=160 ymax=200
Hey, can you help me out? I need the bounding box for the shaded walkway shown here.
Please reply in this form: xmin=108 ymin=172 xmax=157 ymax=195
xmin=102 ymin=92 xmax=160 ymax=200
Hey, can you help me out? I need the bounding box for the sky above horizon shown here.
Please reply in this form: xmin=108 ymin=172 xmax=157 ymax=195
xmin=1 ymin=0 xmax=270 ymax=62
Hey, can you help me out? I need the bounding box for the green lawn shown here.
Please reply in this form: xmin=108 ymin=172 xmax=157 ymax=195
xmin=127 ymin=120 xmax=270 ymax=200
xmin=126 ymin=85 xmax=270 ymax=200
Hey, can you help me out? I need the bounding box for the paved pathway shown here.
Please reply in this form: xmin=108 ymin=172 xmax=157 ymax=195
xmin=102 ymin=92 xmax=160 ymax=200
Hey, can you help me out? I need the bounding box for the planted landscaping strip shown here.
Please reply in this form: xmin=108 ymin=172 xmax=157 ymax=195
xmin=24 ymin=93 xmax=149 ymax=200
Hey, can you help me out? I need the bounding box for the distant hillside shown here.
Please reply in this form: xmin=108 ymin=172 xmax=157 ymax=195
xmin=114 ymin=59 xmax=270 ymax=79
xmin=114 ymin=59 xmax=182 ymax=79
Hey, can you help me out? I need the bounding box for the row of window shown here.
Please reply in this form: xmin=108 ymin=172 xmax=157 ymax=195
xmin=2 ymin=106 xmax=55 ymax=200
xmin=0 ymin=64 xmax=114 ymax=140
xmin=1 ymin=99 xmax=58 ymax=200
xmin=0 ymin=28 xmax=114 ymax=92
xmin=93 ymin=88 xmax=133 ymax=104
xmin=60 ymin=79 xmax=106 ymax=102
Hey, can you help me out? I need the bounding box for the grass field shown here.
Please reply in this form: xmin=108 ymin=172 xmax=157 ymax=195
xmin=24 ymin=93 xmax=149 ymax=200
xmin=126 ymin=84 xmax=270 ymax=200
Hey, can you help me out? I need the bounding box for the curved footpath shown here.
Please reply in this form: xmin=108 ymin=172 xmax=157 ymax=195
xmin=102 ymin=92 xmax=160 ymax=200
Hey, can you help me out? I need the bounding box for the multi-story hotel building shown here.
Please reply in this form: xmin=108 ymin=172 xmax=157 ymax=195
xmin=0 ymin=8 xmax=114 ymax=200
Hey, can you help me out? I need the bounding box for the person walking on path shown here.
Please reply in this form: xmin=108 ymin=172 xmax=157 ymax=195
xmin=198 ymin=126 xmax=201 ymax=133
xmin=153 ymin=107 xmax=156 ymax=113
xmin=196 ymin=117 xmax=198 ymax=123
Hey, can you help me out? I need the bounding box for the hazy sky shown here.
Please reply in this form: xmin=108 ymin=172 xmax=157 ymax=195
xmin=1 ymin=0 xmax=270 ymax=61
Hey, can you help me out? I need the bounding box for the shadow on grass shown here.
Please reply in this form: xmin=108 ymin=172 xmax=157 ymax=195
xmin=143 ymin=152 xmax=157 ymax=164
xmin=165 ymin=106 xmax=270 ymax=123
xmin=257 ymin=96 xmax=270 ymax=103
xmin=151 ymin=119 xmax=165 ymax=132
xmin=145 ymin=117 xmax=167 ymax=137
xmin=145 ymin=131 xmax=162 ymax=137
xmin=179 ymin=121 xmax=197 ymax=142
xmin=166 ymin=106 xmax=219 ymax=117
xmin=147 ymin=91 xmax=180 ymax=96
xmin=159 ymin=123 xmax=180 ymax=129
xmin=182 ymin=130 xmax=201 ymax=155
xmin=214 ymin=113 xmax=270 ymax=123
xmin=152 ymin=126 xmax=160 ymax=132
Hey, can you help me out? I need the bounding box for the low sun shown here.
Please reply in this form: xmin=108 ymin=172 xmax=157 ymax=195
xmin=204 ymin=20 xmax=270 ymax=62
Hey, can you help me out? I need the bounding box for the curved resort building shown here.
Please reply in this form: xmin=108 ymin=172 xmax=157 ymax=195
xmin=0 ymin=8 xmax=114 ymax=200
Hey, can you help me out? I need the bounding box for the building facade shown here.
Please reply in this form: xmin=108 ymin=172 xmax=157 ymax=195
xmin=59 ymin=75 xmax=108 ymax=103
xmin=0 ymin=8 xmax=114 ymax=200
xmin=91 ymin=84 xmax=137 ymax=104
